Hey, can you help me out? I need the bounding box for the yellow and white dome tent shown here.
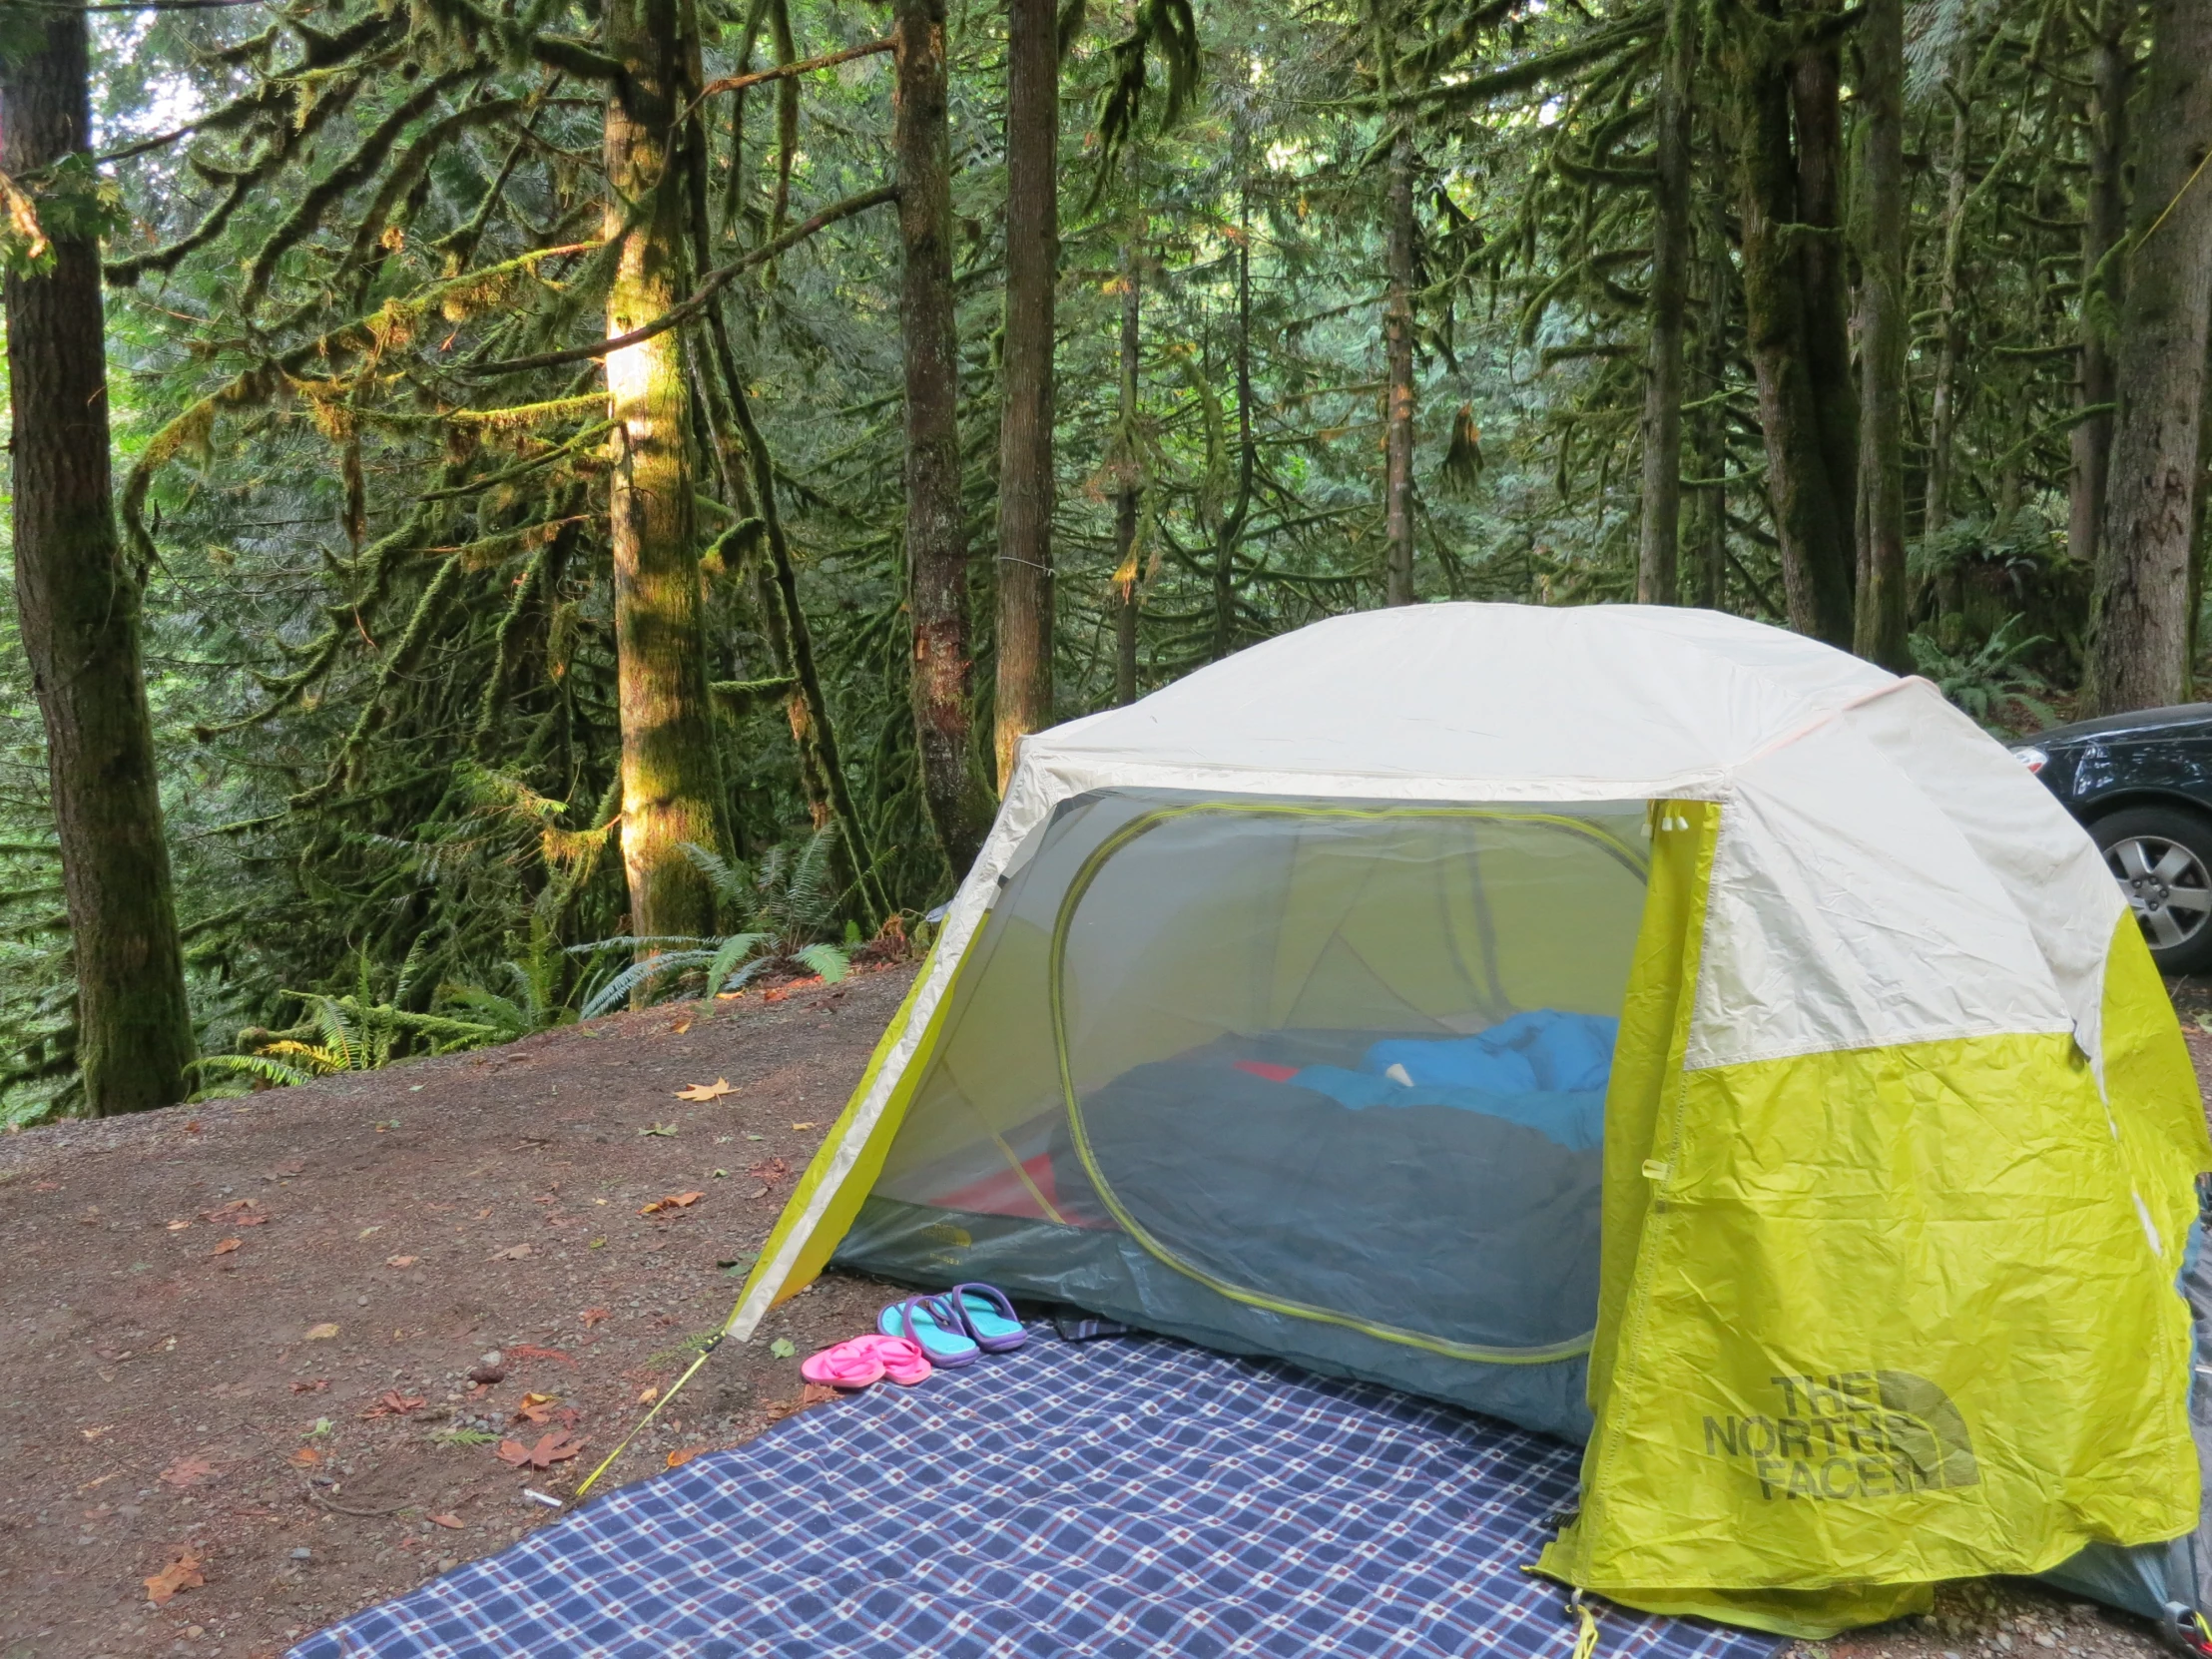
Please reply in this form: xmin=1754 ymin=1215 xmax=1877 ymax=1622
xmin=726 ymin=603 xmax=2211 ymax=1637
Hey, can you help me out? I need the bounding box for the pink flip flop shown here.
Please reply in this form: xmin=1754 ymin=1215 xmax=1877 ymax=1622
xmin=799 ymin=1337 xmax=887 ymax=1389
xmin=850 ymin=1334 xmax=932 ymax=1385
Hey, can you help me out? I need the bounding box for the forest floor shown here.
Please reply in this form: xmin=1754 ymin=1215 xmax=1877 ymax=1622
xmin=0 ymin=967 xmax=2207 ymax=1659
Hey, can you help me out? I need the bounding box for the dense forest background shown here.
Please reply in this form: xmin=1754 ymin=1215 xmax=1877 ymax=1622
xmin=1 ymin=0 xmax=2207 ymax=1123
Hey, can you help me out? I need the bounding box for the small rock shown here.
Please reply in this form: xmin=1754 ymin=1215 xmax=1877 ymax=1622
xmin=468 ymin=1365 xmax=505 ymax=1385
xmin=481 ymin=1350 xmax=504 ymax=1367
xmin=289 ymin=1547 xmax=311 ymax=1561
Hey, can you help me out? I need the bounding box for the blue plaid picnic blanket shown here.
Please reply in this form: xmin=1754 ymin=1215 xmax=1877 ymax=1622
xmin=291 ymin=1333 xmax=1783 ymax=1658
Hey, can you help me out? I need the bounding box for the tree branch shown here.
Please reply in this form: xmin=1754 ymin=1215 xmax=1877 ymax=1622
xmin=464 ymin=185 xmax=898 ymax=376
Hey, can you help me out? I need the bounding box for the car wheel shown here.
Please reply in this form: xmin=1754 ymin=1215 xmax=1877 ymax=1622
xmin=2092 ymin=805 xmax=2212 ymax=976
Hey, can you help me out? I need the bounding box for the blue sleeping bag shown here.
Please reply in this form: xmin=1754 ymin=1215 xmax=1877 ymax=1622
xmin=1289 ymin=1010 xmax=1619 ymax=1153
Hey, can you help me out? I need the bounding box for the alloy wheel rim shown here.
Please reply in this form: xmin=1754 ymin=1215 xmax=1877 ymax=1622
xmin=2107 ymin=834 xmax=2212 ymax=950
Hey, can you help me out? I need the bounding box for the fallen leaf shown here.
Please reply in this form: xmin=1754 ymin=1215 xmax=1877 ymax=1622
xmin=303 ymin=1323 xmax=340 ymax=1341
xmin=507 ymin=1343 xmax=576 ymax=1368
xmin=144 ymin=1549 xmax=204 ymax=1606
xmin=636 ymin=1385 xmax=659 ymax=1404
xmin=184 ymin=1119 xmax=203 ymax=1134
xmin=768 ymin=1338 xmax=797 ymax=1360
xmin=211 ymin=1238 xmax=241 ymax=1256
xmin=166 ymin=1220 xmax=191 ymax=1232
xmin=761 ymin=1382 xmax=838 ymax=1423
xmin=512 ymin=1391 xmax=560 ymax=1424
xmin=489 ymin=1243 xmax=534 ymax=1261
xmin=637 ymin=1122 xmax=679 ymax=1137
xmin=158 ymin=1455 xmax=217 ymax=1489
xmin=638 ymin=1191 xmax=704 ymax=1215
xmin=429 ymin=1513 xmax=464 ymax=1530
xmin=669 ymin=1018 xmax=693 ymax=1036
xmin=233 ymin=1213 xmax=271 ymax=1228
xmin=385 ymin=1255 xmax=419 ymax=1269
xmin=579 ymin=1308 xmax=609 ymax=1329
xmin=361 ymin=1390 xmax=426 ymax=1419
xmin=357 ymin=1226 xmax=382 ymax=1240
xmin=790 ymin=1121 xmax=818 ymax=1131
xmin=495 ymin=1430 xmax=585 ymax=1469
xmin=674 ymin=1078 xmax=736 ymax=1102
xmin=289 ymin=1379 xmax=329 ymax=1394
xmin=666 ymin=1446 xmax=706 ymax=1469
xmin=289 ymin=1446 xmax=322 ymax=1467
xmin=201 ymin=1199 xmax=258 ymax=1221
xmin=33 ymin=1180 xmax=59 ymax=1192
xmin=748 ymin=1157 xmax=791 ymax=1187
xmin=80 ymin=1425 xmax=112 ymax=1441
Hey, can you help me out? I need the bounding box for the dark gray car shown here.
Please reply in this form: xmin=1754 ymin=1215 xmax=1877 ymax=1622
xmin=2012 ymin=703 xmax=2212 ymax=974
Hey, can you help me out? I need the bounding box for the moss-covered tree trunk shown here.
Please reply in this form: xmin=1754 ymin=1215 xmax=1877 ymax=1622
xmin=1112 ymin=166 xmax=1144 ymax=706
xmin=1923 ymin=69 xmax=1971 ymax=538
xmin=993 ymin=0 xmax=1058 ymax=788
xmin=2069 ymin=0 xmax=2134 ymax=567
xmin=604 ymin=0 xmax=726 ymax=940
xmin=1852 ymin=0 xmax=1908 ymax=670
xmin=1 ymin=11 xmax=197 ymax=1115
xmin=1382 ymin=126 xmax=1417 ymax=607
xmin=2082 ymin=0 xmax=2212 ymax=714
xmin=1727 ymin=2 xmax=1855 ymax=646
xmin=1635 ymin=0 xmax=1694 ymax=606
xmin=896 ymin=0 xmax=991 ymax=876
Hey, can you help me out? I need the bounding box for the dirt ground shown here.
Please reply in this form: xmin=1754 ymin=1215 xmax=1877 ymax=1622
xmin=1 ymin=966 xmax=2207 ymax=1659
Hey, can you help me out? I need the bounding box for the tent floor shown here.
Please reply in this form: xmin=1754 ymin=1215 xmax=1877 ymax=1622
xmin=290 ymin=1332 xmax=1784 ymax=1659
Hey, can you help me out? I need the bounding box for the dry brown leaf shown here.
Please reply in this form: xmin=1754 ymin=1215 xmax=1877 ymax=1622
xmin=289 ymin=1379 xmax=329 ymax=1394
xmin=508 ymin=1342 xmax=576 ymax=1368
xmin=790 ymin=1121 xmax=818 ymax=1131
xmin=496 ymin=1430 xmax=585 ymax=1469
xmin=361 ymin=1390 xmax=426 ymax=1419
xmin=674 ymin=1078 xmax=736 ymax=1102
xmin=233 ymin=1213 xmax=271 ymax=1228
xmin=747 ymin=1157 xmax=791 ymax=1187
xmin=385 ymin=1254 xmax=419 ymax=1269
xmin=512 ymin=1391 xmax=560 ymax=1425
xmin=158 ymin=1455 xmax=216 ymax=1488
xmin=669 ymin=1018 xmax=693 ymax=1036
xmin=429 ymin=1513 xmax=464 ymax=1529
xmin=761 ymin=1382 xmax=838 ymax=1424
xmin=489 ymin=1243 xmax=533 ymax=1261
xmin=639 ymin=1191 xmax=704 ymax=1216
xmin=211 ymin=1238 xmax=241 ymax=1256
xmin=165 ymin=1219 xmax=191 ymax=1232
xmin=303 ymin=1322 xmax=340 ymax=1341
xmin=636 ymin=1385 xmax=659 ymax=1404
xmin=289 ymin=1446 xmax=322 ymax=1467
xmin=144 ymin=1549 xmax=204 ymax=1606
xmin=666 ymin=1445 xmax=706 ymax=1469
xmin=579 ymin=1307 xmax=609 ymax=1329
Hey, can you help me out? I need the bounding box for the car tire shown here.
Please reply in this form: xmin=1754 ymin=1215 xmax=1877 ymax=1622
xmin=2091 ymin=804 xmax=2212 ymax=976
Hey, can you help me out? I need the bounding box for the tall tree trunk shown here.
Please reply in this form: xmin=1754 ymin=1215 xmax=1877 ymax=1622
xmin=1215 ymin=138 xmax=1259 ymax=658
xmin=1789 ymin=26 xmax=1858 ymax=544
xmin=1852 ymin=0 xmax=1909 ymax=669
xmin=2070 ymin=0 xmax=2134 ymax=566
xmin=896 ymin=0 xmax=991 ymax=875
xmin=1636 ymin=0 xmax=1694 ymax=606
xmin=993 ymin=0 xmax=1058 ymax=789
xmin=605 ymin=0 xmax=727 ymax=942
xmin=2082 ymin=0 xmax=2212 ymax=714
xmin=1111 ymin=145 xmax=1144 ymax=706
xmin=1690 ymin=158 xmax=1732 ymax=611
xmin=1923 ymin=79 xmax=1971 ymax=535
xmin=1728 ymin=7 xmax=1855 ymax=645
xmin=1382 ymin=126 xmax=1417 ymax=607
xmin=1 ymin=11 xmax=197 ymax=1115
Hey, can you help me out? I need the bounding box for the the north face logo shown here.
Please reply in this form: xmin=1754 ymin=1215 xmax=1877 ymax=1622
xmin=1701 ymin=1372 xmax=1980 ymax=1502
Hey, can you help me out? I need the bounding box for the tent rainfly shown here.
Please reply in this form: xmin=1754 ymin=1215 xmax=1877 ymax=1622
xmin=728 ymin=604 xmax=2212 ymax=1638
